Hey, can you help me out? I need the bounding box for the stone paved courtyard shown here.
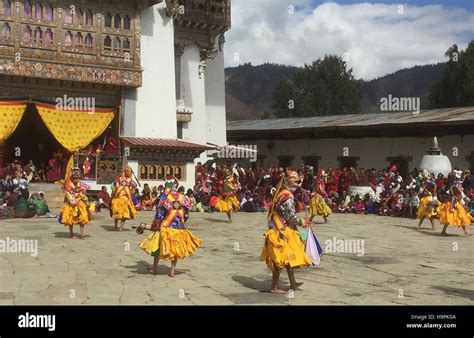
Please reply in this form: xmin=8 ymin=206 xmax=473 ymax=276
xmin=0 ymin=211 xmax=472 ymax=305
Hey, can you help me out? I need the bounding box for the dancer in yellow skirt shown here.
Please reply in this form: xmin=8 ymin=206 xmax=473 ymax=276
xmin=438 ymin=185 xmax=472 ymax=237
xmin=59 ymin=167 xmax=92 ymax=238
xmin=111 ymin=166 xmax=138 ymax=232
xmin=261 ymin=170 xmax=312 ymax=294
xmin=309 ymin=185 xmax=331 ymax=223
xmin=137 ymin=178 xmax=201 ymax=276
xmin=416 ymin=189 xmax=439 ymax=231
xmin=215 ymin=170 xmax=240 ymax=223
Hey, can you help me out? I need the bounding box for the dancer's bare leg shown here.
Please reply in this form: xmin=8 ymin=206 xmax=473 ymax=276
xmin=462 ymin=226 xmax=472 ymax=237
xmin=114 ymin=219 xmax=119 ymax=231
xmin=429 ymin=218 xmax=436 ymax=231
xmin=119 ymin=220 xmax=125 ymax=232
xmin=149 ymin=255 xmax=160 ymax=275
xmin=68 ymin=225 xmax=74 ymax=238
xmin=441 ymin=224 xmax=449 ymax=236
xmin=286 ymin=266 xmax=303 ymax=290
xmin=270 ymin=267 xmax=286 ymax=294
xmin=169 ymin=259 xmax=178 ymax=277
xmin=79 ymin=224 xmax=85 ymax=238
xmin=416 ymin=217 xmax=424 ymax=230
xmin=227 ymin=211 xmax=233 ymax=223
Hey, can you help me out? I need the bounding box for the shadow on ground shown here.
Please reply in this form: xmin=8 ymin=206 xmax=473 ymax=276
xmin=224 ymin=275 xmax=290 ymax=304
xmin=53 ymin=232 xmax=92 ymax=239
xmin=432 ymin=286 xmax=474 ymax=301
xmin=125 ymin=260 xmax=189 ymax=276
xmin=203 ymin=217 xmax=229 ymax=224
xmin=100 ymin=225 xmax=133 ymax=232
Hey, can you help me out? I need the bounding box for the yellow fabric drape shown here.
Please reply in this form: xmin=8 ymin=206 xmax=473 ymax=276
xmin=36 ymin=103 xmax=115 ymax=152
xmin=0 ymin=102 xmax=27 ymax=143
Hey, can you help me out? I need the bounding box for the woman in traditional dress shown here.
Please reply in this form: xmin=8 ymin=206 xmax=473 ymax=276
xmin=137 ymin=178 xmax=201 ymax=276
xmin=438 ymin=184 xmax=472 ymax=237
xmin=59 ymin=167 xmax=92 ymax=238
xmin=416 ymin=189 xmax=438 ymax=231
xmin=214 ymin=170 xmax=240 ymax=223
xmin=111 ymin=166 xmax=138 ymax=232
xmin=261 ymin=170 xmax=312 ymax=294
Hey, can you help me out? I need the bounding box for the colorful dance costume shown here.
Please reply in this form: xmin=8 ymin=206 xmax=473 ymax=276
xmin=416 ymin=191 xmax=438 ymax=219
xmin=215 ymin=174 xmax=240 ymax=212
xmin=60 ymin=168 xmax=92 ymax=226
xmin=438 ymin=185 xmax=472 ymax=227
xmin=111 ymin=167 xmax=137 ymax=220
xmin=309 ymin=192 xmax=332 ymax=218
xmin=261 ymin=173 xmax=312 ymax=272
xmin=139 ymin=180 xmax=201 ymax=260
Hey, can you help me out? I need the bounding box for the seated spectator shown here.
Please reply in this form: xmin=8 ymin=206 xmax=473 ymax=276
xmin=132 ymin=189 xmax=141 ymax=211
xmin=241 ymin=192 xmax=260 ymax=212
xmin=151 ymin=186 xmax=159 ymax=199
xmin=378 ymin=200 xmax=390 ymax=216
xmin=353 ymin=196 xmax=365 ymax=214
xmin=29 ymin=192 xmax=51 ymax=217
xmin=140 ymin=184 xmax=155 ymax=211
xmin=96 ymin=186 xmax=111 ymax=210
xmin=364 ymin=194 xmax=376 ymax=214
xmin=337 ymin=198 xmax=349 ymax=213
xmin=0 ymin=174 xmax=14 ymax=192
xmin=12 ymin=171 xmax=29 ymax=198
xmin=24 ymin=160 xmax=38 ymax=182
xmin=46 ymin=158 xmax=61 ymax=183
xmin=13 ymin=194 xmax=36 ymax=219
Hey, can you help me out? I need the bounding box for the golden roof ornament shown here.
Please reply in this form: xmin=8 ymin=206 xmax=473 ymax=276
xmin=165 ymin=0 xmax=182 ymax=19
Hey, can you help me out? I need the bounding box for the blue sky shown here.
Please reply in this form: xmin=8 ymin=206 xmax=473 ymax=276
xmin=226 ymin=1 xmax=474 ymax=79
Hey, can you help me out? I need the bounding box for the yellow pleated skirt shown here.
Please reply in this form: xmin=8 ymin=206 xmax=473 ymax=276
xmin=139 ymin=227 xmax=201 ymax=260
xmin=309 ymin=195 xmax=332 ymax=217
xmin=438 ymin=202 xmax=472 ymax=227
xmin=139 ymin=231 xmax=161 ymax=256
xmin=417 ymin=197 xmax=437 ymax=219
xmin=111 ymin=197 xmax=137 ymax=220
xmin=260 ymin=228 xmax=312 ymax=272
xmin=215 ymin=194 xmax=240 ymax=212
xmin=61 ymin=202 xmax=92 ymax=226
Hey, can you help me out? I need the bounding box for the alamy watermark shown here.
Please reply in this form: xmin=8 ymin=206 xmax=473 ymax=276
xmin=0 ymin=237 xmax=38 ymax=257
xmin=18 ymin=313 xmax=55 ymax=332
xmin=324 ymin=236 xmax=365 ymax=257
xmin=216 ymin=144 xmax=258 ymax=162
xmin=380 ymin=94 xmax=420 ymax=114
xmin=55 ymin=94 xmax=96 ymax=114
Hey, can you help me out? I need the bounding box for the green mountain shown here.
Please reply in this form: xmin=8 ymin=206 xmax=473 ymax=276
xmin=225 ymin=62 xmax=446 ymax=120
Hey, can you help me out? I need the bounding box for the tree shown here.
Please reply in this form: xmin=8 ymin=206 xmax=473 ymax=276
xmin=429 ymin=41 xmax=474 ymax=108
xmin=272 ymin=55 xmax=363 ymax=117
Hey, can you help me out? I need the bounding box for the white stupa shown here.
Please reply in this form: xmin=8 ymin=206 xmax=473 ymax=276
xmin=419 ymin=137 xmax=452 ymax=176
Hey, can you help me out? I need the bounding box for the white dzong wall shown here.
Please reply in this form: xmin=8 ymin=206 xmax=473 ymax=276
xmin=179 ymin=45 xmax=206 ymax=144
xmin=205 ymin=43 xmax=227 ymax=147
xmin=123 ymin=3 xmax=178 ymax=187
xmin=124 ymin=3 xmax=177 ymax=139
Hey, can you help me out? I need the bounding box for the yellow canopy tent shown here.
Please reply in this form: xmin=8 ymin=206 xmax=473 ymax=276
xmin=35 ymin=102 xmax=116 ymax=180
xmin=0 ymin=101 xmax=28 ymax=144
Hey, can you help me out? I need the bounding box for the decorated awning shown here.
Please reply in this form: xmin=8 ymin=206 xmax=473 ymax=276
xmin=0 ymin=101 xmax=28 ymax=144
xmin=0 ymin=100 xmax=116 ymax=152
xmin=121 ymin=137 xmax=216 ymax=163
xmin=36 ymin=102 xmax=115 ymax=153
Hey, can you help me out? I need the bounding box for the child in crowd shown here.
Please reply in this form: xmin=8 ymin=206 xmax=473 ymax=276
xmin=353 ymin=196 xmax=365 ymax=214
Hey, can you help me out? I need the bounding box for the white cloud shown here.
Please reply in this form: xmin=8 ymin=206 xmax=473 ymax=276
xmin=224 ymin=1 xmax=474 ymax=80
